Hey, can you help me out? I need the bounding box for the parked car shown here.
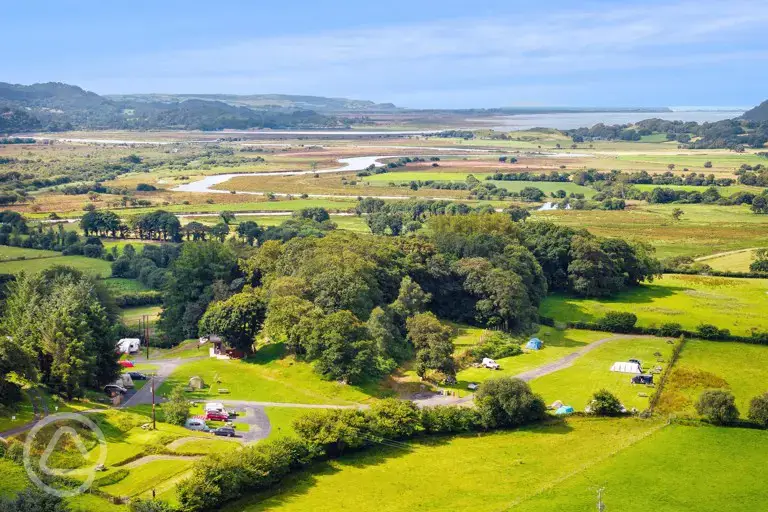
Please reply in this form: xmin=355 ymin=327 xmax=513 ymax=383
xmin=212 ymin=426 xmax=236 ymax=437
xmin=205 ymin=410 xmax=230 ymax=422
xmin=118 ymin=360 xmax=134 ymax=369
xmin=467 ymin=383 xmax=479 ymax=391
xmin=103 ymin=384 xmax=128 ymax=395
xmin=631 ymin=374 xmax=654 ymax=385
xmin=481 ymin=357 xmax=500 ymax=370
xmin=185 ymin=418 xmax=209 ymax=432
xmin=128 ymin=372 xmax=147 ymax=380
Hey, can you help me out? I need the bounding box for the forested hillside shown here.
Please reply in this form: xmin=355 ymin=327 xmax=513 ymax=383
xmin=0 ymin=82 xmax=355 ymax=133
xmin=743 ymin=100 xmax=768 ymax=122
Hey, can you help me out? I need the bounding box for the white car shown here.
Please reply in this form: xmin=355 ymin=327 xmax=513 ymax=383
xmin=481 ymin=358 xmax=500 ymax=370
xmin=185 ymin=418 xmax=209 ymax=431
xmin=467 ymin=383 xmax=479 ymax=391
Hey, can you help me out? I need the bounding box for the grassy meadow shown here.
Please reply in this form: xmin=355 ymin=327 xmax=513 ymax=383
xmin=159 ymin=343 xmax=389 ymax=404
xmin=0 ymin=252 xmax=111 ymax=277
xmin=540 ymin=274 xmax=768 ymax=336
xmin=656 ymin=339 xmax=768 ymax=417
xmin=529 ymin=336 xmax=674 ymax=411
xmin=225 ymin=417 xmax=663 ymax=512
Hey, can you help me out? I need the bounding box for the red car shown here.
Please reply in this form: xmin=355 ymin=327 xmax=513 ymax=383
xmin=205 ymin=411 xmax=229 ymax=421
xmin=118 ymin=360 xmax=134 ymax=368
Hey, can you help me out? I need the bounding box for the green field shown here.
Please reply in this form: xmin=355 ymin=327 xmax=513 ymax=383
xmin=0 ymin=245 xmax=60 ymax=261
xmin=225 ymin=417 xmax=662 ymax=512
xmin=632 ymin=183 xmax=763 ymax=195
xmin=0 ymin=392 xmax=35 ymax=432
xmin=448 ymin=327 xmax=609 ymax=395
xmin=0 ymin=460 xmax=28 ymax=499
xmin=536 ymin=203 xmax=768 ymax=259
xmin=159 ymin=343 xmax=389 ymax=405
xmin=696 ymin=248 xmax=761 ymax=273
xmin=103 ymin=277 xmax=150 ymax=293
xmin=513 ymin=425 xmax=768 ymax=512
xmin=488 ymin=180 xmax=596 ymax=197
xmin=264 ymin=407 xmax=305 ymax=440
xmin=529 ymin=336 xmax=674 ymax=411
xmin=0 ymin=253 xmax=112 ymax=277
xmin=119 ymin=305 xmax=162 ymax=325
xmin=540 ymin=274 xmax=768 ymax=336
xmin=657 ymin=339 xmax=768 ymax=417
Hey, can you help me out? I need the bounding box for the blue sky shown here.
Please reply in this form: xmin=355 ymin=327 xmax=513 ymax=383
xmin=4 ymin=0 xmax=766 ymax=108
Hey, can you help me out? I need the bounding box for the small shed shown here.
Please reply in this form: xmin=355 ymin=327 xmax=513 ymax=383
xmin=610 ymin=362 xmax=642 ymax=374
xmin=188 ymin=376 xmax=205 ymax=390
xmin=555 ymin=405 xmax=575 ymax=415
xmin=526 ymin=338 xmax=543 ymax=350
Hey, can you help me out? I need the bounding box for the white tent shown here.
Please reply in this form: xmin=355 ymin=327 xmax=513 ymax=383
xmin=610 ymin=362 xmax=642 ymax=374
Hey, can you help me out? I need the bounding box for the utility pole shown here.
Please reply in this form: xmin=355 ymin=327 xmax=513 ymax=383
xmin=151 ymin=375 xmax=156 ymax=430
xmin=597 ymin=487 xmax=605 ymax=512
xmin=144 ymin=315 xmax=150 ymax=360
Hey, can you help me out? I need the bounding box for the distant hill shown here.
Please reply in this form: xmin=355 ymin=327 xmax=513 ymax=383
xmin=742 ymin=100 xmax=768 ymax=122
xmin=0 ymin=82 xmax=358 ymax=133
xmin=107 ymin=93 xmax=399 ymax=113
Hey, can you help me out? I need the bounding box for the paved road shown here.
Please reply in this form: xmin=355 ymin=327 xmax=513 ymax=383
xmin=120 ymin=356 xmax=206 ymax=408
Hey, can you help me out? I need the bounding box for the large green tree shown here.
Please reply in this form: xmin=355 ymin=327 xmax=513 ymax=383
xmin=159 ymin=242 xmax=240 ymax=342
xmin=199 ymin=288 xmax=268 ymax=353
xmin=406 ymin=312 xmax=455 ymax=379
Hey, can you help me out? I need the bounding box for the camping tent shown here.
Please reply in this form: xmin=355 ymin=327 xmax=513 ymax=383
xmin=610 ymin=362 xmax=642 ymax=374
xmin=526 ymin=338 xmax=543 ymax=350
xmin=188 ymin=376 xmax=205 ymax=390
xmin=555 ymin=405 xmax=575 ymax=415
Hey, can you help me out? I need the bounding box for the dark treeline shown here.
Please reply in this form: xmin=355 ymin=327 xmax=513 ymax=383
xmin=566 ymin=118 xmax=768 ymax=150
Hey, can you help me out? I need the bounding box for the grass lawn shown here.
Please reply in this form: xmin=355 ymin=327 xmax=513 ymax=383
xmin=363 ymin=171 xmax=492 ymax=183
xmin=631 ymin=183 xmax=763 ymax=195
xmin=513 ymin=425 xmax=768 ymax=512
xmin=447 ymin=327 xmax=610 ymax=395
xmin=0 ymin=245 xmax=60 ymax=261
xmin=540 ymin=274 xmax=768 ymax=336
xmin=0 ymin=254 xmax=112 ymax=277
xmin=68 ymin=494 xmax=128 ymax=512
xmin=231 ymin=214 xmax=370 ymax=233
xmin=656 ymin=339 xmax=768 ymax=417
xmin=264 ymin=407 xmax=305 ymax=440
xmin=99 ymin=458 xmax=196 ymax=498
xmin=0 ymin=392 xmax=35 ymax=432
xmin=103 ymin=277 xmax=150 ymax=293
xmin=170 ymin=437 xmax=242 ymax=455
xmin=697 ymin=248 xmax=761 ymax=273
xmin=112 ymin=198 xmax=359 ymax=216
xmin=119 ymin=305 xmax=162 ymax=325
xmin=224 ymin=417 xmax=662 ymax=512
xmin=159 ymin=343 xmax=390 ymax=405
xmin=149 ymin=339 xmax=207 ymax=360
xmin=0 ymin=460 xmax=29 ymax=499
xmin=529 ymin=336 xmax=674 ymax=411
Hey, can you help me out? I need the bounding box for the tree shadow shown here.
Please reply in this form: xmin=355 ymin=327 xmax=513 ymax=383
xmin=243 ymin=343 xmax=288 ymax=365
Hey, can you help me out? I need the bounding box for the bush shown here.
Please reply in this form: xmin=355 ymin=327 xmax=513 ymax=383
xmin=657 ymin=322 xmax=683 ymax=337
xmin=420 ymin=406 xmax=480 ymax=434
xmin=748 ymin=393 xmax=768 ymax=428
xmin=130 ymin=499 xmax=175 ymax=512
xmin=475 ymin=377 xmax=546 ymax=428
xmin=696 ymin=324 xmax=731 ymax=340
xmin=466 ymin=332 xmax=523 ymax=361
xmin=0 ymin=487 xmax=68 ymax=512
xmin=588 ymin=389 xmax=624 ymax=416
xmin=368 ymin=399 xmax=421 ymax=439
xmin=4 ymin=440 xmax=23 ymax=463
xmin=695 ymin=390 xmax=739 ymax=425
xmin=597 ymin=311 xmax=638 ymax=333
xmin=163 ymin=386 xmax=190 ymax=426
xmin=293 ymin=408 xmax=370 ymax=457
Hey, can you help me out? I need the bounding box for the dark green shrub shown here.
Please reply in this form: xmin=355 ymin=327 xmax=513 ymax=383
xmin=475 ymin=377 xmax=546 ymax=428
xmin=597 ymin=311 xmax=638 ymax=333
xmin=420 ymin=406 xmax=480 ymax=434
xmin=467 ymin=332 xmax=523 ymax=361
xmin=4 ymin=440 xmax=23 ymax=463
xmin=658 ymin=322 xmax=683 ymax=337
xmin=696 ymin=390 xmax=739 ymax=424
xmin=696 ymin=324 xmax=730 ymax=340
xmin=748 ymin=393 xmax=768 ymax=428
xmin=368 ymin=399 xmax=421 ymax=439
xmin=588 ymin=389 xmax=624 ymax=416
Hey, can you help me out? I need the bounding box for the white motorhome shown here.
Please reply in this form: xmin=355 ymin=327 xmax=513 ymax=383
xmin=117 ymin=338 xmax=141 ymax=354
xmin=481 ymin=358 xmax=500 ymax=370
